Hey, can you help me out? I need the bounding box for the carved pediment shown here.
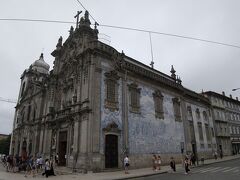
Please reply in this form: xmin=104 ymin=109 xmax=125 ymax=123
xmin=103 ymin=121 xmax=121 ymax=133
xmin=104 ymin=70 xmax=120 ymax=81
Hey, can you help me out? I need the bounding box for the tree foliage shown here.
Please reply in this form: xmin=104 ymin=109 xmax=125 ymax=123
xmin=0 ymin=135 xmax=11 ymax=155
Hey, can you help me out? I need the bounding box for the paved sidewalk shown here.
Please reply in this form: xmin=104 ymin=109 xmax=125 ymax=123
xmin=0 ymin=155 xmax=239 ymax=180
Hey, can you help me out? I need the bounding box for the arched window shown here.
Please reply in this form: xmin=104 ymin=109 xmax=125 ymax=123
xmin=104 ymin=71 xmax=120 ymax=111
xmin=33 ymin=109 xmax=36 ymax=121
xmin=27 ymin=105 xmax=31 ymax=121
xmin=203 ymin=111 xmax=208 ymax=121
xmin=21 ymin=82 xmax=26 ymax=97
xmin=128 ymin=83 xmax=141 ymax=113
xmin=153 ymin=90 xmax=164 ymax=119
xmin=196 ymin=108 xmax=200 ymax=119
xmin=172 ymin=98 xmax=181 ymax=121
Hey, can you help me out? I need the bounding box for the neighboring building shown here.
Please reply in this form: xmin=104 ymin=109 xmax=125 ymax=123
xmin=0 ymin=134 xmax=8 ymax=141
xmin=184 ymin=89 xmax=217 ymax=160
xmin=10 ymin=11 xmax=217 ymax=171
xmin=203 ymin=91 xmax=240 ymax=155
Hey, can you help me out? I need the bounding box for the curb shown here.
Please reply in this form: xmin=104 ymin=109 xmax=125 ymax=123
xmin=111 ymin=156 xmax=240 ymax=180
xmin=112 ymin=171 xmax=168 ymax=180
xmin=198 ymin=156 xmax=240 ymax=167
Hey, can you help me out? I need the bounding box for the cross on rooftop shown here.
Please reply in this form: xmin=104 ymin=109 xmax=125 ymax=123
xmin=74 ymin=11 xmax=82 ymax=28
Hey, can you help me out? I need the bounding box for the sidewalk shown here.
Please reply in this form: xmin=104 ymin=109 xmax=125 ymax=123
xmin=1 ymin=155 xmax=239 ymax=180
xmin=58 ymin=154 xmax=240 ymax=180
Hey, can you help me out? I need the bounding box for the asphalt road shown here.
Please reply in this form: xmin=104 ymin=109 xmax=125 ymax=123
xmin=130 ymin=158 xmax=240 ymax=180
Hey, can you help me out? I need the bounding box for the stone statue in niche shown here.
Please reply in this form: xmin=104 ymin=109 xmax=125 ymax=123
xmin=52 ymin=130 xmax=57 ymax=149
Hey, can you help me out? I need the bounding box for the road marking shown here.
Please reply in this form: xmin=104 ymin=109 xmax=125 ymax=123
xmin=233 ymin=169 xmax=239 ymax=173
xmin=222 ymin=167 xmax=239 ymax=172
xmin=211 ymin=167 xmax=231 ymax=172
xmin=193 ymin=167 xmax=216 ymax=173
xmin=199 ymin=167 xmax=221 ymax=173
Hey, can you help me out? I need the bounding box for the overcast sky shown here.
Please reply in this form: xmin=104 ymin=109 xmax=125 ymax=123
xmin=1 ymin=0 xmax=240 ymax=134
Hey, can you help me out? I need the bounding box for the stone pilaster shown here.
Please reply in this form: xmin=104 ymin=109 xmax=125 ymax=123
xmin=180 ymin=99 xmax=192 ymax=152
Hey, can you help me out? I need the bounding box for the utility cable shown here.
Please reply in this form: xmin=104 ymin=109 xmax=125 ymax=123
xmin=0 ymin=18 xmax=240 ymax=49
xmin=75 ymin=0 xmax=98 ymax=23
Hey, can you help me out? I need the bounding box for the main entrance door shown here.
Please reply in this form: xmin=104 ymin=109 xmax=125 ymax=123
xmin=58 ymin=131 xmax=67 ymax=166
xmin=105 ymin=134 xmax=118 ymax=168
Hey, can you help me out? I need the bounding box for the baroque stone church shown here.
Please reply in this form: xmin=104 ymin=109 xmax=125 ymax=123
xmin=10 ymin=11 xmax=217 ymax=171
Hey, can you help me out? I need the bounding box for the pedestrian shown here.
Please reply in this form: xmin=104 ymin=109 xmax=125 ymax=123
xmin=24 ymin=156 xmax=32 ymax=177
xmin=55 ymin=153 xmax=59 ymax=166
xmin=157 ymin=155 xmax=162 ymax=170
xmin=42 ymin=159 xmax=50 ymax=178
xmin=49 ymin=156 xmax=56 ymax=176
xmin=184 ymin=157 xmax=190 ymax=174
xmin=39 ymin=156 xmax=43 ymax=169
xmin=191 ymin=153 xmax=196 ymax=166
xmin=124 ymin=155 xmax=130 ymax=174
xmin=36 ymin=156 xmax=40 ymax=173
xmin=6 ymin=155 xmax=12 ymax=172
xmin=220 ymin=150 xmax=223 ymax=159
xmin=213 ymin=151 xmax=217 ymax=160
xmin=152 ymin=154 xmax=157 ymax=171
xmin=170 ymin=157 xmax=176 ymax=172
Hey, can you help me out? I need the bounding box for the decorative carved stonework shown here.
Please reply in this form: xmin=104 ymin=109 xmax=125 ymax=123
xmin=51 ymin=129 xmax=57 ymax=149
xmin=103 ymin=121 xmax=121 ymax=134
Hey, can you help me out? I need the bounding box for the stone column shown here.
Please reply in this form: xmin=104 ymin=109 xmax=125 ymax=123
xmin=122 ymin=71 xmax=129 ymax=154
xmin=76 ymin=115 xmax=88 ymax=169
xmin=89 ymin=55 xmax=102 ymax=171
xmin=180 ymin=99 xmax=192 ymax=152
xmin=42 ymin=124 xmax=52 ymax=157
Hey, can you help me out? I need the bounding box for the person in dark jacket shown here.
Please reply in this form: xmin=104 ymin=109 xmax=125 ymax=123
xmin=170 ymin=157 xmax=176 ymax=172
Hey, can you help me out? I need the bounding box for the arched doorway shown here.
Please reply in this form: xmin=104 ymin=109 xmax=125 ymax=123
xmin=28 ymin=141 xmax=32 ymax=156
xmin=105 ymin=134 xmax=118 ymax=168
xmin=58 ymin=131 xmax=67 ymax=166
xmin=22 ymin=140 xmax=27 ymax=160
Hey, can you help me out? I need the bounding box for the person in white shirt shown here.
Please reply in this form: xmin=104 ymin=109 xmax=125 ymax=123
xmin=124 ymin=155 xmax=130 ymax=174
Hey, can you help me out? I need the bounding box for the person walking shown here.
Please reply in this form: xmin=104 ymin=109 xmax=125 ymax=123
xmin=170 ymin=157 xmax=176 ymax=172
xmin=157 ymin=155 xmax=162 ymax=170
xmin=220 ymin=150 xmax=223 ymax=159
xmin=124 ymin=155 xmax=130 ymax=174
xmin=191 ymin=153 xmax=196 ymax=166
xmin=49 ymin=157 xmax=56 ymax=176
xmin=42 ymin=159 xmax=50 ymax=178
xmin=55 ymin=153 xmax=59 ymax=166
xmin=152 ymin=155 xmax=157 ymax=171
xmin=184 ymin=157 xmax=190 ymax=174
xmin=213 ymin=151 xmax=218 ymax=160
xmin=39 ymin=156 xmax=43 ymax=170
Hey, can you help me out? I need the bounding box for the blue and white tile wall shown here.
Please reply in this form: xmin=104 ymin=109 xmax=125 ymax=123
xmin=128 ymin=82 xmax=185 ymax=154
xmin=100 ymin=69 xmax=123 ymax=154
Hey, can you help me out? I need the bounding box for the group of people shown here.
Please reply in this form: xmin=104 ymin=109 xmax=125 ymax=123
xmin=1 ymin=154 xmax=59 ymax=178
xmin=123 ymin=154 xmax=197 ymax=175
xmin=170 ymin=156 xmax=192 ymax=175
xmin=213 ymin=150 xmax=223 ymax=160
xmin=152 ymin=155 xmax=162 ymax=171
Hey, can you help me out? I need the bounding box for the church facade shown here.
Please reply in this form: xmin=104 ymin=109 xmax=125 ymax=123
xmin=10 ymin=11 xmax=217 ymax=171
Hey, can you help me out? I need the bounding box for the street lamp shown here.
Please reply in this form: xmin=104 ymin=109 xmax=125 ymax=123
xmin=232 ymin=88 xmax=240 ymax=91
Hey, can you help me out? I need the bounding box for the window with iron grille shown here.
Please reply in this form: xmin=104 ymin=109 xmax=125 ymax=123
xmin=128 ymin=82 xmax=141 ymax=113
xmin=153 ymin=90 xmax=164 ymax=119
xmin=198 ymin=122 xmax=204 ymax=141
xmin=172 ymin=97 xmax=181 ymax=121
xmin=104 ymin=71 xmax=119 ymax=111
